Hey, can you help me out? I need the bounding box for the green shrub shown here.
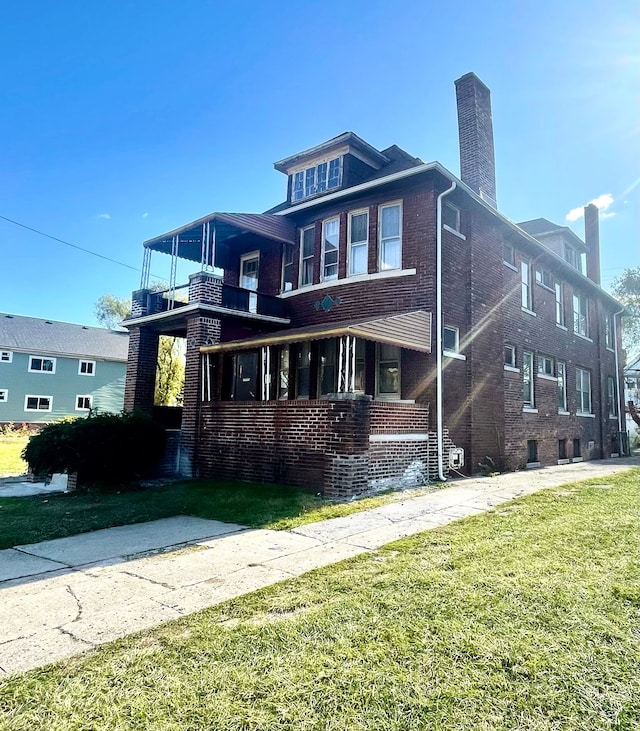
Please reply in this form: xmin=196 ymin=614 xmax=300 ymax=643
xmin=22 ymin=411 xmax=166 ymax=489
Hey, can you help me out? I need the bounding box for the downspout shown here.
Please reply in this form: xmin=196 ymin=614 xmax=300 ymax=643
xmin=436 ymin=181 xmax=457 ymax=480
xmin=613 ymin=305 xmax=625 ymax=439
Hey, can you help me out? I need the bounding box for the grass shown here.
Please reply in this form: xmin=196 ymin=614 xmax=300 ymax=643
xmin=0 ymin=436 xmax=28 ymax=477
xmin=0 ymin=478 xmax=441 ymax=549
xmin=0 ymin=469 xmax=638 ymax=730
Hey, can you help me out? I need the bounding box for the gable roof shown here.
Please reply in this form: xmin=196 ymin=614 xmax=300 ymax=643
xmin=518 ymin=218 xmax=587 ymax=251
xmin=0 ymin=314 xmax=129 ymax=361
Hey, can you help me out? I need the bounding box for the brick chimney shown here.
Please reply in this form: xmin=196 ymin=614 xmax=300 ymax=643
xmin=584 ymin=203 xmax=601 ymax=284
xmin=455 ymin=73 xmax=497 ymax=208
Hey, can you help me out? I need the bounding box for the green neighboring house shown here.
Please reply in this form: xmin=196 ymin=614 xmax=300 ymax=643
xmin=0 ymin=313 xmax=128 ymax=425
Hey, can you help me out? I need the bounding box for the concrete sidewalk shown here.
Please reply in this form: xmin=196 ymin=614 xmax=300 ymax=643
xmin=0 ymin=457 xmax=636 ymax=676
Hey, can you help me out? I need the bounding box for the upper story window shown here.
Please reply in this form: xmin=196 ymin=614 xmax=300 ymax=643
xmin=291 ymin=157 xmax=342 ymax=202
xmin=0 ymin=351 xmax=12 ymax=363
xmin=442 ymin=202 xmax=461 ymax=233
xmin=443 ymin=326 xmax=460 ymax=354
xmin=299 ymin=226 xmax=315 ymax=287
xmin=379 ymin=203 xmax=402 ymax=271
xmin=503 ymin=242 xmax=515 ymax=267
xmin=322 ymin=218 xmax=339 ymax=281
xmin=573 ymin=294 xmax=590 ymax=338
xmin=523 ymin=351 xmax=534 ymax=408
xmin=281 ymin=244 xmax=295 ymax=293
xmin=563 ymin=243 xmax=583 ymax=273
xmin=555 ymin=282 xmax=565 ymax=327
xmin=504 ymin=345 xmax=516 ymax=368
xmin=78 ymin=360 xmax=95 ymax=376
xmin=557 ymin=361 xmax=567 ymax=411
xmin=29 ymin=356 xmax=56 ymax=374
xmin=521 ymin=260 xmax=532 ymax=311
xmin=537 ymin=355 xmax=554 ymax=377
xmin=535 ymin=268 xmax=554 ymax=289
xmin=605 ymin=314 xmax=614 ymax=349
xmin=576 ymin=367 xmax=592 ymax=414
xmin=348 ymin=210 xmax=369 ymax=276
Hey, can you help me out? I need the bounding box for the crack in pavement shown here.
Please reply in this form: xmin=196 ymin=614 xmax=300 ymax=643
xmin=57 ymin=627 xmax=95 ymax=647
xmin=65 ymin=584 xmax=83 ymax=623
xmin=120 ymin=570 xmax=175 ymax=590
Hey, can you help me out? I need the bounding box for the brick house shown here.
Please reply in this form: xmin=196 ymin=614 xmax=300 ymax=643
xmin=123 ymin=73 xmax=627 ymax=497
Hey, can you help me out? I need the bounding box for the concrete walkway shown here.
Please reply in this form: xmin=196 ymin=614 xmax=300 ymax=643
xmin=0 ymin=457 xmax=636 ymax=676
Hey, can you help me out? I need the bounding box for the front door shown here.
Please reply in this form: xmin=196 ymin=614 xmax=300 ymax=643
xmin=234 ymin=352 xmax=258 ymax=401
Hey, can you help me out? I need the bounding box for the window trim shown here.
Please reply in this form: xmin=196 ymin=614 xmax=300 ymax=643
xmin=523 ymin=350 xmax=534 ymax=409
xmin=75 ymin=394 xmax=93 ymax=411
xmin=576 ymin=366 xmax=592 ymax=415
xmin=28 ymin=356 xmax=57 ymax=374
xmin=375 ymin=343 xmax=401 ymax=400
xmin=0 ymin=350 xmax=13 ymax=363
xmin=502 ymin=242 xmax=516 ymax=269
xmin=24 ymin=394 xmax=52 ymax=412
xmin=535 ymin=267 xmax=554 ymax=290
xmin=78 ymin=359 xmax=96 ymax=376
xmin=537 ymin=355 xmax=554 ymax=377
xmin=521 ymin=260 xmax=532 ymax=311
xmin=347 ymin=209 xmax=369 ymax=277
xmin=321 ymin=217 xmax=340 ymax=281
xmin=290 ymin=156 xmax=342 ymax=203
xmin=605 ymin=314 xmax=615 ymax=350
xmin=504 ymin=344 xmax=516 ymax=368
xmin=378 ymin=201 xmax=403 ymax=272
xmin=299 ymin=225 xmax=315 ymax=288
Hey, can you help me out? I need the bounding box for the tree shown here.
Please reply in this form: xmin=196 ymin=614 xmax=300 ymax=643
xmin=94 ymin=292 xmax=185 ymax=406
xmin=611 ymin=268 xmax=640 ymax=356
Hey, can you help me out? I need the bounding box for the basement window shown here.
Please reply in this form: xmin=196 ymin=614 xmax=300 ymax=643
xmin=558 ymin=439 xmax=567 ymax=460
xmin=527 ymin=439 xmax=538 ymax=463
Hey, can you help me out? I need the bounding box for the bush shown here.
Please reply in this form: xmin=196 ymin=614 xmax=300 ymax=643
xmin=22 ymin=411 xmax=167 ymax=490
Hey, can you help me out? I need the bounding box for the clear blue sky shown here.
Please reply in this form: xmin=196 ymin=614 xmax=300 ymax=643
xmin=2 ymin=0 xmax=638 ymax=326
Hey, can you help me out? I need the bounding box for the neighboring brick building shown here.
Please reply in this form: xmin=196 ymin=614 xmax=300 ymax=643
xmin=123 ymin=73 xmax=627 ymax=497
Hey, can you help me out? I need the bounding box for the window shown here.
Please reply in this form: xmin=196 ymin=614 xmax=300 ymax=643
xmin=291 ymin=157 xmax=342 ymax=202
xmin=557 ymin=361 xmax=567 ymax=411
xmin=537 ymin=355 xmax=554 ymax=377
xmin=278 ymin=346 xmax=290 ymax=400
xmin=299 ymin=226 xmax=315 ymax=287
xmin=535 ymin=268 xmax=554 ymax=289
xmin=504 ymin=345 xmax=516 ymax=368
xmin=558 ymin=439 xmax=567 ymax=460
xmin=443 ymin=326 xmax=459 ymax=353
xmin=523 ymin=351 xmax=534 ymax=407
xmin=563 ymin=243 xmax=582 ymax=272
xmin=376 ymin=343 xmax=400 ymax=399
xmin=576 ymin=367 xmax=592 ymax=414
xmin=573 ymin=438 xmax=581 ymax=458
xmin=78 ymin=360 xmax=95 ymax=376
xmin=573 ymin=294 xmax=589 ymax=337
xmin=24 ymin=395 xmax=52 ymax=412
xmin=503 ymin=242 xmax=515 ymax=266
xmin=348 ymin=210 xmax=369 ymax=276
xmin=607 ymin=376 xmax=617 ymax=417
xmin=605 ymin=314 xmax=614 ymax=349
xmin=379 ymin=203 xmax=402 ymax=271
xmin=0 ymin=351 xmax=12 ymax=363
xmin=527 ymin=440 xmax=538 ymax=463
xmin=354 ymin=339 xmax=366 ymax=393
xmin=281 ymin=245 xmax=295 ymax=292
xmin=442 ymin=202 xmax=461 ymax=232
xmin=76 ymin=395 xmax=93 ymax=411
xmin=318 ymin=339 xmax=337 ymax=395
xmin=555 ymin=282 xmax=565 ymax=327
xmin=0 ymin=389 xmax=7 ymax=402
xmin=322 ymin=218 xmax=339 ymax=280
xmin=521 ymin=260 xmax=532 ymax=310
xmin=296 ymin=343 xmax=311 ymax=399
xmin=28 ymin=356 xmax=56 ymax=374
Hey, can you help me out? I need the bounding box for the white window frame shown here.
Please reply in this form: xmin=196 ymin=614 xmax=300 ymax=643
xmin=521 ymin=260 xmax=532 ymax=311
xmin=504 ymin=344 xmax=517 ymax=369
xmin=555 ymin=282 xmax=565 ymax=327
xmin=573 ymin=294 xmax=589 ymax=338
xmin=24 ymin=394 xmax=52 ymax=412
xmin=537 ymin=355 xmax=554 ymax=377
xmin=75 ymin=394 xmax=93 ymax=411
xmin=576 ymin=367 xmax=592 ymax=415
xmin=78 ymin=359 xmax=96 ymax=376
xmin=443 ymin=326 xmax=460 ymax=354
xmin=28 ymin=356 xmax=56 ymax=374
xmin=442 ymin=202 xmax=461 ymax=234
xmin=0 ymin=388 xmax=7 ymax=402
xmin=557 ymin=361 xmax=568 ymax=412
xmin=321 ymin=217 xmax=340 ymax=281
xmin=375 ymin=343 xmax=401 ymax=400
xmin=607 ymin=376 xmax=617 ymax=417
xmin=299 ymin=226 xmax=315 ymax=287
xmin=378 ymin=201 xmax=402 ymax=272
xmin=503 ymin=242 xmax=516 ymax=268
xmin=605 ymin=315 xmax=614 ymax=350
xmin=523 ymin=351 xmax=534 ymax=408
xmin=535 ymin=268 xmax=554 ymax=290
xmin=0 ymin=351 xmax=12 ymax=363
xmin=348 ymin=209 xmax=369 ymax=276
xmin=281 ymin=244 xmax=295 ymax=293
xmin=290 ymin=156 xmax=342 ymax=202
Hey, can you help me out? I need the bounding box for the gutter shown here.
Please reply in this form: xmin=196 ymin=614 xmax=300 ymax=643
xmin=436 ymin=181 xmax=457 ymax=481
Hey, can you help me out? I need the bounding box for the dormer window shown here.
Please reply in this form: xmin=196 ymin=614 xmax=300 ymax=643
xmin=563 ymin=243 xmax=584 ymax=273
xmin=291 ymin=157 xmax=342 ymax=202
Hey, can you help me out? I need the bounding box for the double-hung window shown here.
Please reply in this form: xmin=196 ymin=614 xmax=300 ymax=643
xmin=573 ymin=294 xmax=589 ymax=337
xmin=521 ymin=261 xmax=532 ymax=310
xmin=557 ymin=361 xmax=567 ymax=411
xmin=504 ymin=345 xmax=516 ymax=368
xmin=605 ymin=315 xmax=614 ymax=349
xmin=348 ymin=210 xmax=369 ymax=276
xmin=607 ymin=376 xmax=617 ymax=417
xmin=376 ymin=343 xmax=400 ymax=399
xmin=299 ymin=226 xmax=315 ymax=287
xmin=281 ymin=244 xmax=295 ymax=292
xmin=322 ymin=218 xmax=339 ymax=281
xmin=576 ymin=367 xmax=592 ymax=414
xmin=555 ymin=282 xmax=565 ymax=327
xmin=29 ymin=356 xmax=56 ymax=374
xmin=76 ymin=395 xmax=93 ymax=411
xmin=523 ymin=351 xmax=534 ymax=408
xmin=379 ymin=203 xmax=402 ymax=271
xmin=79 ymin=360 xmax=95 ymax=376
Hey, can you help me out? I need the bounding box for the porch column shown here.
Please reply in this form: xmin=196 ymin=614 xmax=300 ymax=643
xmin=124 ymin=325 xmax=160 ymax=416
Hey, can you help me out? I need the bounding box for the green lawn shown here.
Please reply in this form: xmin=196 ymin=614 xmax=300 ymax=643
xmin=0 ymin=436 xmax=28 ymax=477
xmin=1 ymin=469 xmax=638 ymax=730
xmin=0 ymin=478 xmax=440 ymax=550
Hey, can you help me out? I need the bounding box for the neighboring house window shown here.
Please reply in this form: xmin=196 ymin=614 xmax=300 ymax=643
xmin=442 ymin=202 xmax=461 ymax=233
xmin=555 ymin=282 xmax=565 ymax=327
xmin=0 ymin=389 xmax=7 ymax=402
xmin=28 ymin=356 xmax=56 ymax=374
xmin=576 ymin=367 xmax=592 ymax=414
xmin=537 ymin=355 xmax=554 ymax=376
xmin=557 ymin=361 xmax=567 ymax=411
xmin=607 ymin=376 xmax=617 ymax=417
xmin=503 ymin=243 xmax=515 ymax=266
xmin=322 ymin=218 xmax=339 ymax=281
xmin=291 ymin=157 xmax=342 ymax=202
xmin=573 ymin=294 xmax=589 ymax=337
xmin=78 ymin=360 xmax=96 ymax=376
xmin=379 ymin=203 xmax=402 ymax=271
xmin=376 ymin=343 xmax=400 ymax=399
xmin=605 ymin=314 xmax=614 ymax=349
xmin=24 ymin=395 xmax=52 ymax=412
xmin=523 ymin=351 xmax=534 ymax=407
xmin=443 ymin=326 xmax=459 ymax=354
xmin=521 ymin=261 xmax=532 ymax=310
xmin=296 ymin=343 xmax=311 ymax=399
xmin=348 ymin=210 xmax=369 ymax=276
xmin=0 ymin=351 xmax=12 ymax=363
xmin=318 ymin=339 xmax=337 ymax=395
xmin=281 ymin=244 xmax=295 ymax=293
xmin=299 ymin=226 xmax=315 ymax=287
xmin=504 ymin=345 xmax=516 ymax=368
xmin=535 ymin=268 xmax=554 ymax=289
xmin=76 ymin=395 xmax=93 ymax=411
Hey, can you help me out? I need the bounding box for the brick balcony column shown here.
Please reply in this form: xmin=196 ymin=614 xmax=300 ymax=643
xmin=189 ymin=271 xmax=223 ymax=304
xmin=124 ymin=326 xmax=160 ymax=415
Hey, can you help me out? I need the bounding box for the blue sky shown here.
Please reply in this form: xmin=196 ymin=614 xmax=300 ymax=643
xmin=2 ymin=0 xmax=638 ymax=326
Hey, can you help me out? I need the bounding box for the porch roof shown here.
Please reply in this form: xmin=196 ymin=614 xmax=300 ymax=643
xmin=200 ymin=310 xmax=432 ymax=354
